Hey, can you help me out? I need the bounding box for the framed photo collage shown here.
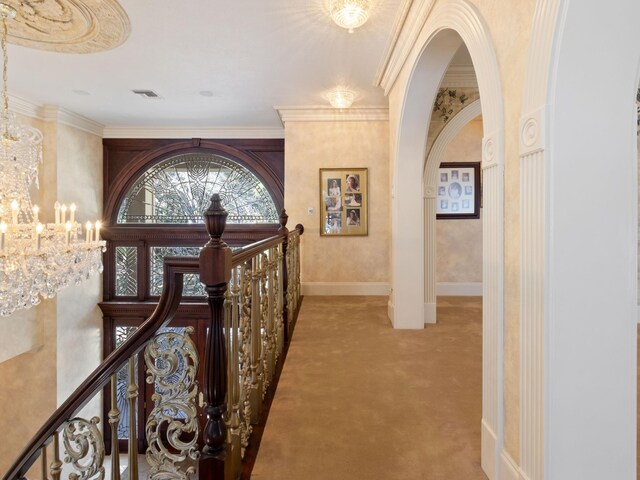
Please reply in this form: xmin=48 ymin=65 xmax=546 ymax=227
xmin=319 ymin=168 xmax=368 ymax=236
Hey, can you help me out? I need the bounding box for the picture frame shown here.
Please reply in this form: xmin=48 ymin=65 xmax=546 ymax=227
xmin=319 ymin=168 xmax=368 ymax=236
xmin=436 ymin=162 xmax=481 ymax=219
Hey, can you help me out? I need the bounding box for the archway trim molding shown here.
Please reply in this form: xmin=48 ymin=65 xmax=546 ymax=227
xmin=423 ymin=99 xmax=481 ymax=325
xmin=387 ymin=1 xmax=504 ymax=479
xmin=424 ymin=98 xmax=482 ymax=190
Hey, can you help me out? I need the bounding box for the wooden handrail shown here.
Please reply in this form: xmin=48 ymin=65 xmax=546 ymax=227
xmin=3 ymin=256 xmax=197 ymax=480
xmin=231 ymin=224 xmax=304 ymax=267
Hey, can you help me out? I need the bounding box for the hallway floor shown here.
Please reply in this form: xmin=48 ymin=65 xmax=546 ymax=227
xmin=252 ymin=296 xmax=487 ymax=480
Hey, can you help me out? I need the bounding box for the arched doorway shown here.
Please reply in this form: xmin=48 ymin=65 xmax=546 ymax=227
xmin=380 ymin=0 xmax=505 ymax=476
xmin=424 ymin=98 xmax=482 ymax=324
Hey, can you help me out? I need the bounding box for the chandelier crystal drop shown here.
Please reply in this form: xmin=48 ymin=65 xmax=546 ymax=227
xmin=328 ymin=88 xmax=355 ymax=109
xmin=329 ymin=0 xmax=370 ymax=33
xmin=0 ymin=3 xmax=106 ymax=317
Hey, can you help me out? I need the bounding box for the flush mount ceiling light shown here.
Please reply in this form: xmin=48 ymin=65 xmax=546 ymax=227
xmin=329 ymin=0 xmax=370 ymax=33
xmin=328 ymin=88 xmax=356 ymax=109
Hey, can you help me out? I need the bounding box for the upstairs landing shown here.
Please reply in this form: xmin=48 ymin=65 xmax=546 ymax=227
xmin=252 ymin=296 xmax=487 ymax=480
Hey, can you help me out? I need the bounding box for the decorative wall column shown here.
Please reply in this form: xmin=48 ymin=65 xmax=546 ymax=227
xmin=480 ymin=130 xmax=504 ymax=480
xmin=519 ymin=107 xmax=545 ymax=480
xmin=423 ymin=187 xmax=437 ymax=324
xmin=518 ymin=0 xmax=561 ymax=478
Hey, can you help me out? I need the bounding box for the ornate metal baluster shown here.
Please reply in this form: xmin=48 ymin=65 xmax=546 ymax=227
xmin=62 ymin=417 xmax=105 ymax=480
xmin=286 ymin=235 xmax=294 ymax=325
xmin=268 ymin=248 xmax=278 ymax=382
xmin=127 ymin=356 xmax=139 ymax=480
xmin=292 ymin=232 xmax=301 ymax=311
xmin=227 ymin=267 xmax=241 ymax=478
xmin=278 ymin=211 xmax=290 ymax=343
xmin=108 ymin=374 xmax=121 ymax=480
xmin=223 ymin=286 xmax=232 ymax=440
xmin=239 ymin=263 xmax=253 ymax=454
xmin=144 ymin=328 xmax=200 ymax=480
xmin=275 ymin=243 xmax=284 ymax=361
xmin=260 ymin=252 xmax=271 ymax=394
xmin=40 ymin=444 xmax=47 ymax=480
xmin=249 ymin=254 xmax=264 ymax=421
xmin=50 ymin=432 xmax=62 ymax=480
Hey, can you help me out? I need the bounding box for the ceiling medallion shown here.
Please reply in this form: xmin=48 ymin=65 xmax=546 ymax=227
xmin=329 ymin=0 xmax=370 ymax=33
xmin=1 ymin=0 xmax=130 ymax=53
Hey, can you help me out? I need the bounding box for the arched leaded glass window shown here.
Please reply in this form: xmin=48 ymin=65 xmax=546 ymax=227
xmin=117 ymin=152 xmax=279 ymax=224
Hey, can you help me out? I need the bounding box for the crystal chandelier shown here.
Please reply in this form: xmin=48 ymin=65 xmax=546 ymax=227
xmin=329 ymin=0 xmax=370 ymax=33
xmin=328 ymin=87 xmax=355 ymax=109
xmin=0 ymin=3 xmax=105 ymax=316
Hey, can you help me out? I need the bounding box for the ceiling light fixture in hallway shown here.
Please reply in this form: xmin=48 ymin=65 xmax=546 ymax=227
xmin=327 ymin=87 xmax=356 ymax=109
xmin=329 ymin=0 xmax=370 ymax=33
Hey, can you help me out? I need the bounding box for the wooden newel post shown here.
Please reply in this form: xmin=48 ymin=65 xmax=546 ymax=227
xmin=278 ymin=210 xmax=290 ymax=342
xmin=199 ymin=194 xmax=232 ymax=479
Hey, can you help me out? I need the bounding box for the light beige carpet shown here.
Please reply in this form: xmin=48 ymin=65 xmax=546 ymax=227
xmin=252 ymin=296 xmax=487 ymax=480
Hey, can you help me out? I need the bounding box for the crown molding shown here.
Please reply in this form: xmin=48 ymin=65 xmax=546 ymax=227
xmin=275 ymin=106 xmax=389 ymax=123
xmin=42 ymin=105 xmax=104 ymax=136
xmin=102 ymin=126 xmax=284 ymax=139
xmin=8 ymin=95 xmax=105 ymax=136
xmin=8 ymin=94 xmax=41 ymax=119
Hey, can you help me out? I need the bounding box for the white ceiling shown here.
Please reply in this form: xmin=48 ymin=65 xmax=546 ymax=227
xmin=6 ymin=0 xmax=406 ymax=130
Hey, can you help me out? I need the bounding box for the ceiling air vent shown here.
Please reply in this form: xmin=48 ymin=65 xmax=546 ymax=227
xmin=132 ymin=89 xmax=161 ymax=99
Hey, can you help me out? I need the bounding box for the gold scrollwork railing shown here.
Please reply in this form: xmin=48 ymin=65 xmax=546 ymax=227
xmin=145 ymin=327 xmax=200 ymax=480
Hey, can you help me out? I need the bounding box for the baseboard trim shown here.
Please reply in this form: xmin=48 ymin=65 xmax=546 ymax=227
xmin=301 ymin=282 xmax=390 ymax=296
xmin=481 ymin=419 xmax=497 ymax=480
xmin=424 ymin=302 xmax=436 ymax=324
xmin=499 ymin=449 xmax=524 ymax=480
xmin=436 ymin=282 xmax=482 ymax=296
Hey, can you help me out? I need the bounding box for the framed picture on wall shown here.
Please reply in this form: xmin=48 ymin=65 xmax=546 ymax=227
xmin=436 ymin=162 xmax=481 ymax=219
xmin=319 ymin=168 xmax=368 ymax=236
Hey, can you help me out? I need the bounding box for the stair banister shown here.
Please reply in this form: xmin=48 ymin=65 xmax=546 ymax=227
xmin=3 ymin=192 xmax=304 ymax=480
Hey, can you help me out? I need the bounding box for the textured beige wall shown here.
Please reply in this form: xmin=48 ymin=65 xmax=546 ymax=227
xmin=0 ymin=118 xmax=103 ymax=475
xmin=55 ymin=123 xmax=103 ymax=409
xmin=386 ymin=0 xmax=538 ymax=462
xmin=284 ymin=121 xmax=390 ymax=285
xmin=436 ymin=120 xmax=483 ymax=283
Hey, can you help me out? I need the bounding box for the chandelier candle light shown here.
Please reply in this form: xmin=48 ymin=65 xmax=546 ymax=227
xmin=0 ymin=3 xmax=105 ymax=316
xmin=329 ymin=0 xmax=370 ymax=33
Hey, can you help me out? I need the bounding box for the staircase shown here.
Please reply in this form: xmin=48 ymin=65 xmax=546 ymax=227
xmin=3 ymin=194 xmax=304 ymax=480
